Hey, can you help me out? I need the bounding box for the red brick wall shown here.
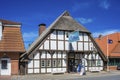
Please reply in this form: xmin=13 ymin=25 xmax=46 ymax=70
xmin=11 ymin=60 xmax=19 ymax=75
xmin=109 ymin=66 xmax=117 ymax=70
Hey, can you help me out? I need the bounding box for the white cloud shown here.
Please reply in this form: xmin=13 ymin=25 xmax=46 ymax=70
xmin=23 ymin=32 xmax=38 ymax=42
xmin=23 ymin=32 xmax=38 ymax=49
xmin=92 ymin=29 xmax=119 ymax=37
xmin=99 ymin=0 xmax=110 ymax=10
xmin=76 ymin=17 xmax=93 ymax=24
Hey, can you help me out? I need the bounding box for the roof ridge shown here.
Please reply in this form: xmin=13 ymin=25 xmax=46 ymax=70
xmin=0 ymin=19 xmax=21 ymax=25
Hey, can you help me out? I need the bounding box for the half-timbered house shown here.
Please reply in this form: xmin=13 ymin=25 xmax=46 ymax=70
xmin=0 ymin=19 xmax=25 ymax=75
xmin=20 ymin=11 xmax=107 ymax=74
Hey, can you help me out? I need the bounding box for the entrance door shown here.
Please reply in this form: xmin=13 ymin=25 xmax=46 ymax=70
xmin=68 ymin=53 xmax=83 ymax=72
xmin=68 ymin=52 xmax=76 ymax=72
xmin=0 ymin=58 xmax=11 ymax=75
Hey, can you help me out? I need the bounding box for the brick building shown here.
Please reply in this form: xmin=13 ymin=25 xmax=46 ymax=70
xmin=95 ymin=32 xmax=120 ymax=70
xmin=0 ymin=19 xmax=25 ymax=75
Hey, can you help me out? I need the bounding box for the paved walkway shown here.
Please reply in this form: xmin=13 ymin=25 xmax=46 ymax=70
xmin=0 ymin=76 xmax=11 ymax=80
xmin=1 ymin=71 xmax=120 ymax=80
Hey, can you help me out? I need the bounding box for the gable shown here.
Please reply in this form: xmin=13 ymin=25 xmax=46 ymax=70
xmin=95 ymin=32 xmax=120 ymax=57
xmin=20 ymin=11 xmax=107 ymax=61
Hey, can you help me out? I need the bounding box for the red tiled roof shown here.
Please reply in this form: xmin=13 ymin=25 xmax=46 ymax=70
xmin=0 ymin=19 xmax=25 ymax=52
xmin=0 ymin=19 xmax=21 ymax=25
xmin=95 ymin=32 xmax=120 ymax=58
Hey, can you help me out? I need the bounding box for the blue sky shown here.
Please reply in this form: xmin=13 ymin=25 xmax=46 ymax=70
xmin=0 ymin=0 xmax=120 ymax=49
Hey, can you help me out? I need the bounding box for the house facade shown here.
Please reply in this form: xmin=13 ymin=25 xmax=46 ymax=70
xmin=20 ymin=11 xmax=107 ymax=74
xmin=95 ymin=32 xmax=120 ymax=70
xmin=0 ymin=19 xmax=25 ymax=75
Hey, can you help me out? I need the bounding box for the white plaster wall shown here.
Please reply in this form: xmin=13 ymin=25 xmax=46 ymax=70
xmin=58 ymin=52 xmax=62 ymax=58
xmin=63 ymin=53 xmax=67 ymax=67
xmin=84 ymin=59 xmax=87 ymax=66
xmin=47 ymin=52 xmax=51 ymax=58
xmin=39 ymin=45 xmax=43 ymax=50
xmin=84 ymin=33 xmax=89 ymax=41
xmin=89 ymin=38 xmax=91 ymax=42
xmin=89 ymin=67 xmax=103 ymax=71
xmin=41 ymin=68 xmax=46 ymax=73
xmin=52 ymin=68 xmax=65 ymax=71
xmin=101 ymin=60 xmax=103 ymax=66
xmin=85 ymin=67 xmax=88 ymax=70
xmin=53 ymin=52 xmax=57 ymax=58
xmin=62 ymin=59 xmax=66 ymax=67
xmin=52 ymin=68 xmax=57 ymax=71
xmin=65 ymin=41 xmax=69 ymax=50
xmin=58 ymin=41 xmax=64 ymax=50
xmin=84 ymin=54 xmax=87 ymax=59
xmin=47 ymin=68 xmax=52 ymax=73
xmin=96 ymin=54 xmax=99 ymax=59
xmin=34 ymin=60 xmax=39 ymax=68
xmin=44 ymin=40 xmax=49 ymax=49
xmin=62 ymin=68 xmax=66 ymax=72
xmin=58 ymin=31 xmax=64 ymax=40
xmin=41 ymin=51 xmax=46 ymax=58
xmin=92 ymin=54 xmax=96 ymax=59
xmin=50 ymin=31 xmax=56 ymax=39
xmin=62 ymin=52 xmax=66 ymax=58
xmin=34 ymin=52 xmax=40 ymax=59
xmin=100 ymin=67 xmax=103 ymax=70
xmin=34 ymin=69 xmax=39 ymax=73
xmin=79 ymin=33 xmax=83 ymax=41
xmin=90 ymin=43 xmax=93 ymax=51
xmin=28 ymin=69 xmax=33 ymax=73
xmin=78 ymin=42 xmax=83 ymax=51
xmin=28 ymin=60 xmax=33 ymax=68
xmin=88 ymin=54 xmax=92 ymax=59
xmin=84 ymin=43 xmax=88 ymax=51
xmin=51 ymin=41 xmax=56 ymax=50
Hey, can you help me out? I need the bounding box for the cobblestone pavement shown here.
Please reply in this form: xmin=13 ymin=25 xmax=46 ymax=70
xmin=9 ymin=71 xmax=120 ymax=80
xmin=0 ymin=76 xmax=11 ymax=80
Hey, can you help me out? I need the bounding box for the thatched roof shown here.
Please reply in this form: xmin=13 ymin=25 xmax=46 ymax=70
xmin=20 ymin=11 xmax=107 ymax=61
xmin=52 ymin=12 xmax=89 ymax=32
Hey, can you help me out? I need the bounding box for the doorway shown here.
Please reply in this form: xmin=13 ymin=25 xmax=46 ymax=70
xmin=68 ymin=52 xmax=82 ymax=73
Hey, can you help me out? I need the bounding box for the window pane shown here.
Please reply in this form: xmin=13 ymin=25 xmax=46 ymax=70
xmin=53 ymin=60 xmax=56 ymax=67
xmin=1 ymin=60 xmax=7 ymax=69
xmin=41 ymin=60 xmax=45 ymax=67
xmin=47 ymin=60 xmax=51 ymax=67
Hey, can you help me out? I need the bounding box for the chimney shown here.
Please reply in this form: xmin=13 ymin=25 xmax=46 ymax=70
xmin=38 ymin=23 xmax=46 ymax=36
xmin=98 ymin=34 xmax=102 ymax=40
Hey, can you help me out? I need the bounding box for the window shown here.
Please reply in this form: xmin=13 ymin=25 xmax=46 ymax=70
xmin=53 ymin=60 xmax=56 ymax=67
xmin=75 ymin=54 xmax=79 ymax=59
xmin=47 ymin=60 xmax=51 ymax=67
xmin=41 ymin=60 xmax=45 ymax=67
xmin=97 ymin=60 xmax=101 ymax=66
xmin=1 ymin=60 xmax=7 ymax=69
